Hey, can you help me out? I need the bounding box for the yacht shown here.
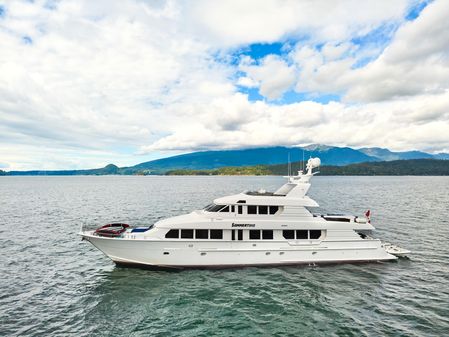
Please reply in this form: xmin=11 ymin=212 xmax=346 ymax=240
xmin=80 ymin=158 xmax=410 ymax=269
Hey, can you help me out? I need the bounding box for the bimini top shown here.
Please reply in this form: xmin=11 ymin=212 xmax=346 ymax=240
xmin=213 ymin=158 xmax=321 ymax=207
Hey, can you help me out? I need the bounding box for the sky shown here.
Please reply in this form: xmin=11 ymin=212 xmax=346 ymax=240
xmin=1 ymin=0 xmax=449 ymax=170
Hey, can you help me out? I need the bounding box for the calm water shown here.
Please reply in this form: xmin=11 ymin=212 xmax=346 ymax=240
xmin=1 ymin=176 xmax=448 ymax=336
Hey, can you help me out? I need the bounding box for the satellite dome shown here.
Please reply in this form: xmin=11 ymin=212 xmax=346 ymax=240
xmin=308 ymin=157 xmax=321 ymax=168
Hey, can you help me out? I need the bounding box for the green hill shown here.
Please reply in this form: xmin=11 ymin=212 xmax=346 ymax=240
xmin=166 ymin=159 xmax=449 ymax=176
xmin=3 ymin=146 xmax=449 ymax=176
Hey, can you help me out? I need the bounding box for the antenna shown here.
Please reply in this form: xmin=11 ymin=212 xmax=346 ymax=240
xmin=302 ymin=148 xmax=305 ymax=172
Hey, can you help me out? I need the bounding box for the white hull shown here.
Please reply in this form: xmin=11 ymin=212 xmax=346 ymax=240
xmin=82 ymin=232 xmax=397 ymax=269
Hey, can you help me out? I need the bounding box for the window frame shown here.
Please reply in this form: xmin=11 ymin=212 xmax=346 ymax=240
xmin=195 ymin=229 xmax=208 ymax=239
xmin=219 ymin=205 xmax=230 ymax=212
xmin=249 ymin=230 xmax=261 ymax=240
xmin=165 ymin=229 xmax=179 ymax=239
xmin=310 ymin=230 xmax=322 ymax=240
xmin=262 ymin=230 xmax=273 ymax=240
xmin=296 ymin=230 xmax=308 ymax=240
xmin=205 ymin=204 xmax=226 ymax=212
xmin=259 ymin=206 xmax=268 ymax=215
xmin=282 ymin=230 xmax=294 ymax=239
xmin=210 ymin=229 xmax=223 ymax=239
xmin=247 ymin=205 xmax=257 ymax=214
xmin=181 ymin=229 xmax=194 ymax=239
xmin=269 ymin=206 xmax=279 ymax=215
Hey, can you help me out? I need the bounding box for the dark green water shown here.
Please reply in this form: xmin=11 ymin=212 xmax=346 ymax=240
xmin=1 ymin=176 xmax=448 ymax=336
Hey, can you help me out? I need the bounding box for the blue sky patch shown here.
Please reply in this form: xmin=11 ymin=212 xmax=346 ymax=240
xmin=305 ymin=93 xmax=341 ymax=104
xmin=239 ymin=87 xmax=265 ymax=101
xmin=350 ymin=23 xmax=400 ymax=68
xmin=276 ymin=91 xmax=341 ymax=105
xmin=406 ymin=0 xmax=431 ymax=20
xmin=241 ymin=42 xmax=285 ymax=60
xmin=351 ymin=23 xmax=399 ymax=50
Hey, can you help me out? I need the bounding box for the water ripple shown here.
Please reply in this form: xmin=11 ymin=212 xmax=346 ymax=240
xmin=1 ymin=176 xmax=448 ymax=336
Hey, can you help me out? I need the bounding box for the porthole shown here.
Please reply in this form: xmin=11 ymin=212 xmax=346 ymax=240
xmin=279 ymin=252 xmax=284 ymax=255
xmin=265 ymin=252 xmax=271 ymax=255
xmin=163 ymin=252 xmax=169 ymax=255
xmin=201 ymin=252 xmax=206 ymax=256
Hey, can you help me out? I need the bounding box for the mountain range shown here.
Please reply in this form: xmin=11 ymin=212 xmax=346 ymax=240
xmin=2 ymin=144 xmax=448 ymax=175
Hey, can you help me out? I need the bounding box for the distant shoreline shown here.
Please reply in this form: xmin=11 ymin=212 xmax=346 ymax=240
xmin=2 ymin=173 xmax=449 ymax=177
xmin=2 ymin=159 xmax=449 ymax=176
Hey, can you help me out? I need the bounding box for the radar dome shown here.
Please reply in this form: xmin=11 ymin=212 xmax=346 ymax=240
xmin=308 ymin=157 xmax=321 ymax=168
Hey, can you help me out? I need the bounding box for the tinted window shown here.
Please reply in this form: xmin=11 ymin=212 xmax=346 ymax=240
xmin=181 ymin=229 xmax=194 ymax=239
xmin=310 ymin=230 xmax=321 ymax=239
xmin=206 ymin=204 xmax=225 ymax=212
xmin=210 ymin=230 xmax=223 ymax=239
xmin=165 ymin=229 xmax=179 ymax=238
xmin=248 ymin=206 xmax=257 ymax=214
xmin=259 ymin=206 xmax=268 ymax=214
xmin=296 ymin=230 xmax=308 ymax=239
xmin=238 ymin=205 xmax=243 ymax=214
xmin=195 ymin=229 xmax=208 ymax=239
xmin=283 ymin=230 xmax=294 ymax=239
xmin=219 ymin=206 xmax=229 ymax=212
xmin=237 ymin=200 xmax=246 ymax=203
xmin=249 ymin=230 xmax=260 ymax=239
xmin=238 ymin=229 xmax=243 ymax=240
xmin=231 ymin=205 xmax=235 ymax=212
xmin=269 ymin=206 xmax=279 ymax=215
xmin=262 ymin=230 xmax=273 ymax=240
xmin=232 ymin=230 xmax=235 ymax=240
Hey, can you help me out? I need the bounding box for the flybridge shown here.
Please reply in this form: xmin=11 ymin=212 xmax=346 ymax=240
xmin=212 ymin=157 xmax=323 ymax=208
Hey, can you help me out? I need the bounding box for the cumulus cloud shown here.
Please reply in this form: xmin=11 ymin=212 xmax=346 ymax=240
xmin=285 ymin=0 xmax=449 ymax=103
xmin=344 ymin=0 xmax=449 ymax=102
xmin=236 ymin=76 xmax=258 ymax=88
xmin=187 ymin=0 xmax=409 ymax=45
xmin=240 ymin=55 xmax=296 ymax=100
xmin=142 ymin=90 xmax=449 ymax=153
xmin=0 ymin=0 xmax=448 ymax=170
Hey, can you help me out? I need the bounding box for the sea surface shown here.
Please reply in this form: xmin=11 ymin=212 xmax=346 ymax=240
xmin=1 ymin=176 xmax=448 ymax=336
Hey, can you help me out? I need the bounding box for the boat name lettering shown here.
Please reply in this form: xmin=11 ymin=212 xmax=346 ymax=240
xmin=232 ymin=223 xmax=255 ymax=227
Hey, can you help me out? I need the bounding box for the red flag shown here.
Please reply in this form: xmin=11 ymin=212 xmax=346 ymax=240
xmin=365 ymin=210 xmax=371 ymax=218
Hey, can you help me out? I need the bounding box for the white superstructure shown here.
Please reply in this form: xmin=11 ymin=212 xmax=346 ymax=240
xmin=80 ymin=158 xmax=409 ymax=269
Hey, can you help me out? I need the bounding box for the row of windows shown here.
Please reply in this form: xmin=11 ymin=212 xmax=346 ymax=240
xmin=247 ymin=205 xmax=279 ymax=215
xmin=165 ymin=229 xmax=223 ymax=240
xmin=249 ymin=230 xmax=274 ymax=240
xmin=282 ymin=230 xmax=322 ymax=240
xmin=204 ymin=204 xmax=279 ymax=215
xmin=165 ymin=229 xmax=323 ymax=240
